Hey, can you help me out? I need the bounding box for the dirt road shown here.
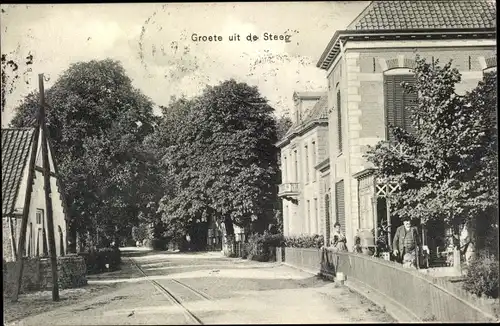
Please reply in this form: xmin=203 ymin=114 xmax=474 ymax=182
xmin=7 ymin=248 xmax=395 ymax=325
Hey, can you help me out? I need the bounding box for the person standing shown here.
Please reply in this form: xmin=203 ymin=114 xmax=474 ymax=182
xmin=392 ymin=217 xmax=420 ymax=267
xmin=331 ymin=222 xmax=348 ymax=252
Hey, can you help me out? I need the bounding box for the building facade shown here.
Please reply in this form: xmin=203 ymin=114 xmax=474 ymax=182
xmin=277 ymin=92 xmax=329 ymax=237
xmin=2 ymin=127 xmax=68 ymax=261
xmin=277 ymin=0 xmax=496 ymax=250
xmin=315 ymin=0 xmax=497 ymax=250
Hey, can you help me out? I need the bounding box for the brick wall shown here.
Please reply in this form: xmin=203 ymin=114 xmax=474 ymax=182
xmin=331 ymin=45 xmax=496 ymax=249
xmin=358 ymin=47 xmax=496 ymax=74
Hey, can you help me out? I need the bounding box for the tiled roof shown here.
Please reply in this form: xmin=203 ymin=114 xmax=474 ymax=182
xmin=2 ymin=128 xmax=35 ymax=216
xmin=347 ymin=0 xmax=496 ymax=31
xmin=284 ymin=95 xmax=328 ymax=138
xmin=303 ymin=95 xmax=328 ymax=123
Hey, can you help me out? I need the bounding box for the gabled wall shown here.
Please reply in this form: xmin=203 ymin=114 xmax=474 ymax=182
xmin=10 ymin=127 xmax=67 ymax=260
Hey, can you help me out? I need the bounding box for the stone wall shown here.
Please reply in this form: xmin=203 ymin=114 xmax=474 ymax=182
xmin=3 ymin=255 xmax=87 ymax=297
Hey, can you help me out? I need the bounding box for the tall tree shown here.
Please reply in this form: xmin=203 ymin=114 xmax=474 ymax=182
xmin=10 ymin=59 xmax=158 ymax=250
xmin=364 ymin=57 xmax=498 ymax=258
xmin=156 ymin=80 xmax=280 ymax=250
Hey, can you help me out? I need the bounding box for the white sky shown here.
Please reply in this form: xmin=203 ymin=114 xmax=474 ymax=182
xmin=0 ymin=2 xmax=369 ymax=127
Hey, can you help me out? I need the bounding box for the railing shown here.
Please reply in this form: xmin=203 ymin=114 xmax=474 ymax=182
xmin=278 ymin=183 xmax=300 ymax=196
xmin=277 ymin=247 xmax=499 ymax=323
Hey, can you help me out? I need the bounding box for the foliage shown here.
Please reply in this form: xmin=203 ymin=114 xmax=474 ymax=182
xmin=244 ymin=233 xmax=284 ymax=261
xmin=10 ymin=59 xmax=161 ymax=249
xmin=364 ymin=57 xmax=498 ymax=250
xmin=276 ymin=115 xmax=293 ymax=140
xmin=463 ymin=251 xmax=499 ymax=299
xmin=1 ymin=51 xmax=35 ymax=111
xmin=78 ymin=247 xmax=121 ymax=275
xmin=374 ymin=221 xmax=390 ymax=253
xmin=156 ymin=80 xmax=280 ymax=239
xmin=131 ymin=224 xmax=151 ymax=243
xmin=284 ymin=234 xmax=324 ymax=248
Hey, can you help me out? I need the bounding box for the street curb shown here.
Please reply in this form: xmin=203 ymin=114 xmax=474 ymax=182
xmin=343 ymin=278 xmax=421 ymax=323
xmin=280 ymin=263 xmax=416 ymax=323
xmin=281 ymin=263 xmax=321 ymax=277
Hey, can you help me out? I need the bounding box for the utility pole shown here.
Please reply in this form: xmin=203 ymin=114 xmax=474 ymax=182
xmin=39 ymin=73 xmax=60 ymax=301
xmin=12 ymin=86 xmax=42 ymax=302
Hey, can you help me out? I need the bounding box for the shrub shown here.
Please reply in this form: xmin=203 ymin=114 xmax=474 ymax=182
xmin=245 ymin=233 xmax=284 ymax=262
xmin=284 ymin=234 xmax=324 ymax=248
xmin=463 ymin=251 xmax=499 ymax=299
xmin=78 ymin=247 xmax=122 ymax=275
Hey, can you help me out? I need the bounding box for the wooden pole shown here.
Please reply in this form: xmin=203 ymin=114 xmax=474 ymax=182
xmin=45 ymin=135 xmax=73 ymax=254
xmin=39 ymin=73 xmax=60 ymax=301
xmin=372 ymin=197 xmax=378 ymax=254
xmin=386 ymin=192 xmax=392 ymax=252
xmin=12 ymin=109 xmax=41 ymax=302
xmin=372 ymin=176 xmax=378 ymax=254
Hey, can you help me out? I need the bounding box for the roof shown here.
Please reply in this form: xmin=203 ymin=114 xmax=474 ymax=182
xmin=2 ymin=128 xmax=35 ymax=216
xmin=293 ymin=91 xmax=325 ymax=100
xmin=281 ymin=94 xmax=328 ymax=142
xmin=317 ymin=0 xmax=496 ymax=70
xmin=347 ymin=0 xmax=496 ymax=31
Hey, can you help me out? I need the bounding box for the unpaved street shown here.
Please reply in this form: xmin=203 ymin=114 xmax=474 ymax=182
xmin=8 ymin=248 xmax=394 ymax=325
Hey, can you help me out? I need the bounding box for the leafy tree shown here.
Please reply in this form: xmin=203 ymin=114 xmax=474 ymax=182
xmin=276 ymin=115 xmax=292 ymax=140
xmin=1 ymin=52 xmax=34 ymax=111
xmin=156 ymin=80 xmax=280 ymax=250
xmin=10 ymin=59 xmax=158 ymax=251
xmin=364 ymin=56 xmax=498 ymax=258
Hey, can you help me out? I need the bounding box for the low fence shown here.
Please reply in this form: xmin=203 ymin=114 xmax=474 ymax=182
xmin=277 ymin=247 xmax=499 ymax=323
xmin=3 ymin=255 xmax=88 ymax=297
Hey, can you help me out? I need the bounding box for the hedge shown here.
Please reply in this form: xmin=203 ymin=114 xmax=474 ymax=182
xmin=78 ymin=247 xmax=121 ymax=275
xmin=283 ymin=234 xmax=324 ymax=248
xmin=463 ymin=251 xmax=499 ymax=299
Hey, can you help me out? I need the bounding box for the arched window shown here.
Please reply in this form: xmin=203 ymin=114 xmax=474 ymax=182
xmin=383 ymin=68 xmax=417 ymax=141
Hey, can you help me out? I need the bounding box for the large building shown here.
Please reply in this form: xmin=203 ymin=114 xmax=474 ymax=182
xmin=2 ymin=127 xmax=69 ymax=261
xmin=277 ymin=92 xmax=329 ymax=238
xmin=278 ymin=0 xmax=496 ymax=249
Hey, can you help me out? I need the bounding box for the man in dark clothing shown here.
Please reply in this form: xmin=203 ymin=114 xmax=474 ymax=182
xmin=392 ymin=217 xmax=420 ymax=266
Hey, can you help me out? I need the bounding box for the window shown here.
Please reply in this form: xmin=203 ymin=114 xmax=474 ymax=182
xmin=325 ymin=194 xmax=331 ymax=244
xmin=36 ymin=209 xmax=44 ymax=225
xmin=311 ymin=141 xmax=316 ymax=182
xmin=294 ymin=150 xmax=298 ymax=182
xmin=282 ymin=155 xmax=287 ymax=182
xmin=384 ymin=74 xmax=417 ymax=141
xmin=314 ymin=198 xmax=318 ymax=234
xmin=335 ymin=180 xmax=345 ymax=234
xmin=337 ymin=90 xmax=343 ymax=153
xmin=305 ymin=145 xmax=309 ymax=183
xmin=306 ymin=200 xmax=311 ymax=234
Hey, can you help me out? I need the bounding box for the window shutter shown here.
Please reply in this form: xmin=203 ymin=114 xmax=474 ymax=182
xmin=385 ymin=76 xmax=395 ymax=141
xmin=393 ymin=75 xmax=405 ymax=129
xmin=335 ymin=180 xmax=345 ymax=234
xmin=401 ymin=75 xmax=417 ymax=133
xmin=337 ymin=90 xmax=342 ymax=152
xmin=384 ymin=74 xmax=417 ymax=141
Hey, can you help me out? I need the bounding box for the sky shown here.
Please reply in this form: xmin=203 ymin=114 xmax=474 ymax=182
xmin=0 ymin=1 xmax=370 ymax=127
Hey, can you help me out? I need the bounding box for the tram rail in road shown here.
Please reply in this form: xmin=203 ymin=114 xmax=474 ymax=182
xmin=128 ymin=257 xmax=213 ymax=325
